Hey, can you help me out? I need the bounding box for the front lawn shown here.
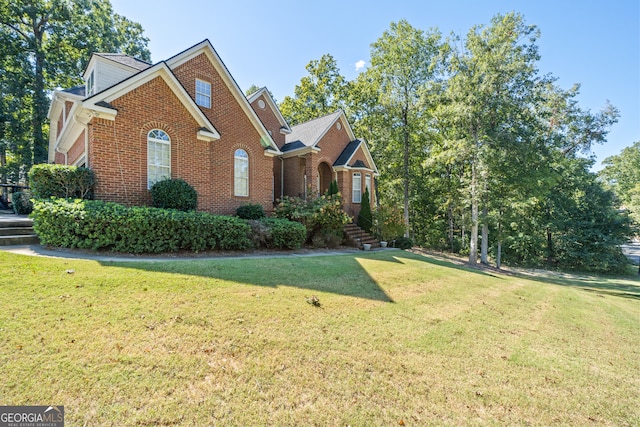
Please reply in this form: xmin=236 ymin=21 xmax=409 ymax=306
xmin=1 ymin=250 xmax=638 ymax=426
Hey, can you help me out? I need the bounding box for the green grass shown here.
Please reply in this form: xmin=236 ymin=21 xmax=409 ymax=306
xmin=1 ymin=250 xmax=638 ymax=426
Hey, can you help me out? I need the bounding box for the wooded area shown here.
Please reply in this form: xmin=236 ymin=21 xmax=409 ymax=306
xmin=0 ymin=2 xmax=634 ymax=272
xmin=278 ymin=13 xmax=633 ymax=272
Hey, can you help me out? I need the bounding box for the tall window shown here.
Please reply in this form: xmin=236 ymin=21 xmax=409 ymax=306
xmin=234 ymin=149 xmax=249 ymax=196
xmin=352 ymin=172 xmax=362 ymax=203
xmin=147 ymin=129 xmax=170 ymax=189
xmin=195 ymin=79 xmax=211 ymax=108
xmin=365 ymin=174 xmax=371 ymax=195
xmin=87 ymin=70 xmax=95 ymax=96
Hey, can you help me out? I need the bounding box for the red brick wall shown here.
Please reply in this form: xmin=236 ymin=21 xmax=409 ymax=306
xmin=172 ymin=54 xmax=274 ymax=214
xmin=88 ymin=69 xmax=274 ymax=215
xmin=250 ymin=94 xmax=286 ymax=148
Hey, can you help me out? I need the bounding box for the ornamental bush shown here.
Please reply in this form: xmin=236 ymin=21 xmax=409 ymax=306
xmin=236 ymin=203 xmax=266 ymax=220
xmin=28 ymin=164 xmax=95 ymax=199
xmin=31 ymin=198 xmax=251 ymax=253
xmin=12 ymin=190 xmax=33 ymax=214
xmin=357 ymin=188 xmax=373 ymax=233
xmin=274 ymin=194 xmax=351 ymax=243
xmin=150 ymin=178 xmax=198 ymax=211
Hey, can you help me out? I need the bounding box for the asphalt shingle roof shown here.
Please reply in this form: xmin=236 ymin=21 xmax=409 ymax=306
xmin=333 ymin=139 xmax=361 ymax=167
xmin=284 ymin=111 xmax=342 ymax=149
xmin=94 ymin=53 xmax=152 ymax=71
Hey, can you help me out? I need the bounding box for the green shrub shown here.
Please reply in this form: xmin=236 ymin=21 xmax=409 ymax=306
xmin=150 ymin=178 xmax=197 ymax=211
xmin=31 ymin=198 xmax=251 ymax=253
xmin=12 ymin=190 xmax=33 ymax=214
xmin=394 ymin=236 xmax=414 ymax=249
xmin=274 ymin=194 xmax=351 ymax=242
xmin=236 ymin=203 xmax=266 ymax=220
xmin=310 ymin=229 xmax=343 ymax=248
xmin=357 ymin=188 xmax=372 ymax=233
xmin=262 ymin=218 xmax=307 ymax=249
xmin=373 ymin=204 xmax=406 ymax=241
xmin=28 ymin=164 xmax=95 ymax=199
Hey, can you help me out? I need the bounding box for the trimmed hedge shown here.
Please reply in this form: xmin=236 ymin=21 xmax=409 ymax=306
xmin=150 ymin=178 xmax=198 ymax=211
xmin=260 ymin=218 xmax=307 ymax=249
xmin=28 ymin=164 xmax=95 ymax=199
xmin=31 ymin=198 xmax=251 ymax=253
xmin=236 ymin=203 xmax=266 ymax=220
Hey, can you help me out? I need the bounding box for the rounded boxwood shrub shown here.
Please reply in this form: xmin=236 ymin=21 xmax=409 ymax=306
xmin=12 ymin=190 xmax=33 ymax=214
xmin=236 ymin=203 xmax=265 ymax=220
xmin=150 ymin=178 xmax=197 ymax=211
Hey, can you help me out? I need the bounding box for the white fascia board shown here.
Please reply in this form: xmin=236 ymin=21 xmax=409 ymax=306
xmin=279 ymin=146 xmax=320 ymax=159
xmin=166 ymin=40 xmax=278 ymax=150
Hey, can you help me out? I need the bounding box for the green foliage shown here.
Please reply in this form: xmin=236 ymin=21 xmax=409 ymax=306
xmin=31 ymin=198 xmax=251 ymax=253
xmin=28 ymin=164 xmax=95 ymax=199
xmin=236 ymin=203 xmax=266 ymax=220
xmin=274 ymin=194 xmax=351 ymax=243
xmin=11 ymin=190 xmax=33 ymax=214
xmin=326 ymin=180 xmax=339 ymax=197
xmin=150 ymin=179 xmax=197 ymax=212
xmin=0 ymin=0 xmax=150 ymax=170
xmin=261 ymin=218 xmax=307 ymax=249
xmin=394 ymin=236 xmax=414 ymax=249
xmin=600 ymin=141 xmax=640 ymax=222
xmin=279 ymin=54 xmax=350 ymax=126
xmin=357 ymin=188 xmax=373 ymax=232
xmin=373 ymin=204 xmax=406 ymax=241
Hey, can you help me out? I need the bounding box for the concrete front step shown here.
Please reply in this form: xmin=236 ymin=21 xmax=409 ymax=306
xmin=0 ymin=214 xmax=38 ymax=245
xmin=343 ymin=223 xmax=381 ymax=249
xmin=0 ymin=235 xmax=40 ymax=246
xmin=0 ymin=227 xmax=35 ymax=236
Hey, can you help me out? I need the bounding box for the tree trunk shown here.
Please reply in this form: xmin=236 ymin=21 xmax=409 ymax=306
xmin=469 ymin=161 xmax=478 ymax=265
xmin=481 ymin=207 xmax=489 ymax=264
xmin=497 ymin=240 xmax=502 ymax=269
xmin=402 ymin=105 xmax=410 ymax=237
xmin=31 ymin=20 xmax=47 ymax=167
xmin=448 ymin=204 xmax=454 ymax=252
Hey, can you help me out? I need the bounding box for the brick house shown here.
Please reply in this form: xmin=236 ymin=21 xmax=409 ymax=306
xmin=48 ymin=40 xmax=378 ymax=216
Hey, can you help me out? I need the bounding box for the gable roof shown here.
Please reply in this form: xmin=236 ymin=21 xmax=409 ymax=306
xmin=165 ymin=40 xmax=280 ymax=153
xmin=94 ymin=53 xmax=152 ymax=71
xmin=82 ymin=61 xmax=221 ymax=141
xmin=247 ymin=87 xmax=292 ymax=134
xmin=285 ymin=110 xmax=347 ymax=149
xmin=333 ymin=139 xmax=379 ymax=174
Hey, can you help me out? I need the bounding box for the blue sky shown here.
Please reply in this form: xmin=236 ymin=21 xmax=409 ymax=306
xmin=110 ymin=0 xmax=639 ymax=169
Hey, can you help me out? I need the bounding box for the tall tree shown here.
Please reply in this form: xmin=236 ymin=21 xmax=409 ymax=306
xmin=0 ymin=0 xmax=150 ymax=172
xmin=443 ymin=12 xmax=546 ymax=264
xmin=363 ymin=20 xmax=443 ymax=236
xmin=600 ymin=141 xmax=640 ymax=222
xmin=279 ymin=54 xmax=349 ymax=126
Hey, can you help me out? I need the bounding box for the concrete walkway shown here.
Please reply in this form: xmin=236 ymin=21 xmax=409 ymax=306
xmin=0 ymin=243 xmax=381 ymax=263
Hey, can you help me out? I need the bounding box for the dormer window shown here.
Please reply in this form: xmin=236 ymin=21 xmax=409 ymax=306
xmin=195 ymin=79 xmax=211 ymax=108
xmin=87 ymin=70 xmax=95 ymax=96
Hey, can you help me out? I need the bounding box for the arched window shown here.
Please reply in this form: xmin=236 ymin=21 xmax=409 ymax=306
xmin=147 ymin=129 xmax=170 ymax=189
xmin=234 ymin=149 xmax=249 ymax=196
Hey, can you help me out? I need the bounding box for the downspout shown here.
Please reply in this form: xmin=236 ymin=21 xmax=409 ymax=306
xmin=280 ymin=157 xmax=284 ymax=199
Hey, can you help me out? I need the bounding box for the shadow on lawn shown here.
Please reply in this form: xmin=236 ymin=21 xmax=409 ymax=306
xmin=518 ymin=271 xmax=640 ymax=301
xmin=99 ymin=249 xmax=508 ymax=302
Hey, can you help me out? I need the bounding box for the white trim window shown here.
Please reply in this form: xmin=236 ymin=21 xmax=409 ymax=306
xmin=365 ymin=174 xmax=371 ymax=195
xmin=195 ymin=79 xmax=211 ymax=108
xmin=147 ymin=129 xmax=171 ymax=189
xmin=87 ymin=70 xmax=95 ymax=96
xmin=352 ymin=172 xmax=362 ymax=203
xmin=234 ymin=149 xmax=249 ymax=197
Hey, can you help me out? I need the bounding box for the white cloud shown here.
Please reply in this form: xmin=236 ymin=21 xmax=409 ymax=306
xmin=355 ymin=60 xmax=366 ymax=71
